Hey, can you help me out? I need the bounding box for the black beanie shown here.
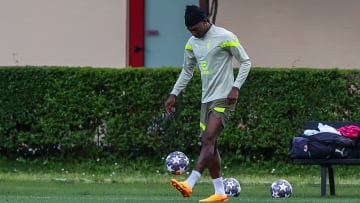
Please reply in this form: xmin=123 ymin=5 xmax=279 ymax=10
xmin=184 ymin=5 xmax=206 ymax=27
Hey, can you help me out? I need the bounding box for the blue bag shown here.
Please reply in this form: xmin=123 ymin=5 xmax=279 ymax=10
xmin=290 ymin=132 xmax=354 ymax=159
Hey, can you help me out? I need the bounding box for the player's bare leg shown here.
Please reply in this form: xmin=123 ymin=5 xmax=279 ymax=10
xmin=197 ymin=113 xmax=228 ymax=202
xmin=170 ymin=113 xmax=227 ymax=201
xmin=195 ymin=112 xmax=222 ymax=173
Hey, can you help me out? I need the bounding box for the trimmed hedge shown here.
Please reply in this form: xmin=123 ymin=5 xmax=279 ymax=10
xmin=0 ymin=66 xmax=359 ymax=165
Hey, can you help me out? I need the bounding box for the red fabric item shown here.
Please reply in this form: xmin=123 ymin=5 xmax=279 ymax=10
xmin=337 ymin=125 xmax=360 ymax=138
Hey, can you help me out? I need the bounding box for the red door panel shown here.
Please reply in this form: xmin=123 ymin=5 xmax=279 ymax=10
xmin=129 ymin=0 xmax=144 ymax=67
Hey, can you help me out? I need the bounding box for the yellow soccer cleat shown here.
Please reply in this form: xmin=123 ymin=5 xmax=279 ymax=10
xmin=199 ymin=194 xmax=228 ymax=202
xmin=170 ymin=179 xmax=192 ymax=198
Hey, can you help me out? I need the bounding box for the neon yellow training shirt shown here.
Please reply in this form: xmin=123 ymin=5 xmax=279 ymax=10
xmin=170 ymin=25 xmax=251 ymax=103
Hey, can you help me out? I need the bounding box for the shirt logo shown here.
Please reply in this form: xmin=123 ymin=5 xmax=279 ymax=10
xmin=200 ymin=60 xmax=211 ymax=75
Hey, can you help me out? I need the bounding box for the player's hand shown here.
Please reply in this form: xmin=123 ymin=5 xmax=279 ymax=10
xmin=227 ymin=87 xmax=239 ymax=104
xmin=164 ymin=94 xmax=176 ymax=115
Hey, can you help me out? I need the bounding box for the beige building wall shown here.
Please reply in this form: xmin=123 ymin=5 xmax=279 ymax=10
xmin=0 ymin=0 xmax=359 ymax=69
xmin=216 ymin=0 xmax=360 ymax=69
xmin=0 ymin=0 xmax=127 ymax=68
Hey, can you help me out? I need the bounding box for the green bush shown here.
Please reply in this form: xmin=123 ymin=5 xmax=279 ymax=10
xmin=0 ymin=66 xmax=359 ymax=165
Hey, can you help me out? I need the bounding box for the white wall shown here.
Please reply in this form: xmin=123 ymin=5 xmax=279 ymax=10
xmin=0 ymin=0 xmax=127 ymax=68
xmin=216 ymin=0 xmax=360 ymax=69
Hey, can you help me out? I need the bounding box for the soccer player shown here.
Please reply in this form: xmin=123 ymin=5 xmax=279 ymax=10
xmin=164 ymin=5 xmax=251 ymax=202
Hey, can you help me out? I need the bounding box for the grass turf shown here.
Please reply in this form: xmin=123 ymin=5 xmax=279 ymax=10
xmin=1 ymin=178 xmax=360 ymax=203
xmin=2 ymin=159 xmax=360 ymax=202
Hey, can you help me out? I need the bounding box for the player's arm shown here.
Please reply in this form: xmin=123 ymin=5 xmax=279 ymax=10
xmin=230 ymin=37 xmax=251 ymax=90
xmin=170 ymin=44 xmax=197 ymax=96
xmin=165 ymin=44 xmax=197 ymax=114
xmin=225 ymin=35 xmax=251 ymax=104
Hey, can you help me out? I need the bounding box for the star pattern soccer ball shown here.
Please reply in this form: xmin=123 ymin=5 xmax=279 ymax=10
xmin=223 ymin=178 xmax=241 ymax=197
xmin=270 ymin=179 xmax=292 ymax=198
xmin=165 ymin=151 xmax=189 ymax=175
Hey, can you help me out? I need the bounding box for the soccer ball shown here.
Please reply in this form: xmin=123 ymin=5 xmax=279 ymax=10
xmin=270 ymin=179 xmax=292 ymax=198
xmin=165 ymin=151 xmax=189 ymax=175
xmin=223 ymin=178 xmax=241 ymax=197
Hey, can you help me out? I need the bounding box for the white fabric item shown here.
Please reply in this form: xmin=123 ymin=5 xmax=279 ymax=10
xmin=318 ymin=123 xmax=341 ymax=135
xmin=303 ymin=129 xmax=320 ymax=136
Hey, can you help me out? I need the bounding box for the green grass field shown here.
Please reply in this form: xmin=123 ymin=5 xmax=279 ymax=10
xmin=1 ymin=177 xmax=360 ymax=203
xmin=1 ymin=159 xmax=360 ymax=203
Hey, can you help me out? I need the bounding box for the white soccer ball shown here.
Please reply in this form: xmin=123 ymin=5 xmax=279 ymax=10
xmin=270 ymin=179 xmax=292 ymax=198
xmin=165 ymin=151 xmax=189 ymax=175
xmin=223 ymin=178 xmax=241 ymax=197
